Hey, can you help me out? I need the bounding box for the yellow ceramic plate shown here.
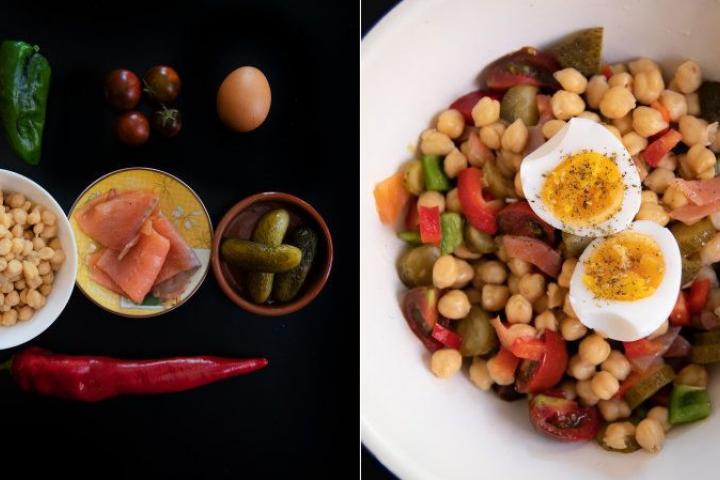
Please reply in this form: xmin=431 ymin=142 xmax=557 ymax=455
xmin=69 ymin=168 xmax=212 ymax=317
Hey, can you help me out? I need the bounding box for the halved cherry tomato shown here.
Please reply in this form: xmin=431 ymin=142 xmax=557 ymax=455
xmin=687 ymin=278 xmax=711 ymax=314
xmin=486 ymin=47 xmax=560 ymax=91
xmin=669 ymin=291 xmax=690 ymax=326
xmin=418 ymin=206 xmax=442 ymax=245
xmin=529 ymin=392 xmax=602 ymax=441
xmin=497 ymin=201 xmax=556 ymax=245
xmin=492 ymin=347 xmax=521 ymax=379
xmin=642 ymin=129 xmax=682 ymax=167
xmin=431 ymin=323 xmax=462 ymax=350
xmin=510 ymin=336 xmax=545 ymax=360
xmin=516 ymin=331 xmax=568 ymax=394
xmin=402 ymin=287 xmax=442 ymax=352
xmin=449 ymin=90 xmax=502 ymax=124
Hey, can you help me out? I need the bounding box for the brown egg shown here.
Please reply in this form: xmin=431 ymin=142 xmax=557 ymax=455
xmin=216 ymin=66 xmax=271 ymax=132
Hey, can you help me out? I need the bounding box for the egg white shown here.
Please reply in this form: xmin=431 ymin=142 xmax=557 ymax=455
xmin=568 ymin=220 xmax=682 ymax=342
xmin=520 ymin=117 xmax=642 ymax=237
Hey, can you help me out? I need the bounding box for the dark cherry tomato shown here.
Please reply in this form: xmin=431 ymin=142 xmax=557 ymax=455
xmin=104 ymin=69 xmax=141 ymax=110
xmin=114 ymin=111 xmax=150 ymax=146
xmin=486 ymin=47 xmax=560 ymax=91
xmin=448 ymin=90 xmax=503 ymax=124
xmin=497 ymin=201 xmax=556 ymax=245
xmin=402 ymin=287 xmax=442 ymax=352
xmin=143 ymin=65 xmax=181 ymax=103
xmin=516 ymin=331 xmax=568 ymax=394
xmin=529 ymin=392 xmax=601 ymax=441
xmin=151 ymin=107 xmax=182 ymax=137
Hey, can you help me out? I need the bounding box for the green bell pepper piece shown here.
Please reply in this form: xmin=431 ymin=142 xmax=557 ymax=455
xmin=440 ymin=212 xmax=463 ymax=255
xmin=421 ymin=155 xmax=451 ymax=191
xmin=669 ymin=384 xmax=711 ymax=425
xmin=0 ymin=40 xmax=51 ymax=165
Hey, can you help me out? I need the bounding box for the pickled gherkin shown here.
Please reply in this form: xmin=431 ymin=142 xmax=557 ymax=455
xmin=274 ymin=227 xmax=319 ymax=302
xmin=221 ymin=239 xmax=301 ymax=273
xmin=247 ymin=209 xmax=290 ymax=303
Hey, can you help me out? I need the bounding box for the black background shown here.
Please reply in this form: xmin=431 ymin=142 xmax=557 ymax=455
xmin=361 ymin=1 xmax=401 ymax=479
xmin=0 ymin=1 xmax=358 ymax=478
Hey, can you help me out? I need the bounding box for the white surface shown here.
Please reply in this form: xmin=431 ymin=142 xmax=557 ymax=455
xmin=361 ymin=0 xmax=720 ymax=478
xmin=569 ymin=221 xmax=682 ymax=341
xmin=521 ymin=118 xmax=641 ymax=237
xmin=0 ymin=170 xmax=78 ymax=349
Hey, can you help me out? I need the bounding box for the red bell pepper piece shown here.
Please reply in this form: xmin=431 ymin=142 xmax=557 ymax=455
xmin=431 ymin=323 xmax=462 ymax=350
xmin=457 ymin=167 xmax=498 ymax=234
xmin=492 ymin=347 xmax=520 ymax=378
xmin=687 ymin=278 xmax=711 ymax=314
xmin=510 ymin=336 xmax=546 ymax=360
xmin=642 ymin=129 xmax=682 ymax=167
xmin=2 ymin=347 xmax=268 ymax=402
xmin=516 ymin=331 xmax=568 ymax=394
xmin=449 ymin=90 xmax=502 ymax=124
xmin=418 ymin=206 xmax=441 ymax=245
xmin=624 ymin=339 xmax=665 ymax=358
xmin=669 ymin=291 xmax=690 ymax=326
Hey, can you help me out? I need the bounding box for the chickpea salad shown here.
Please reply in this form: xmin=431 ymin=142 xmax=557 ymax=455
xmin=373 ymin=27 xmax=720 ymax=454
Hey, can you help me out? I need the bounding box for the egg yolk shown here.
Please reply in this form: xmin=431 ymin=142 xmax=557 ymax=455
xmin=540 ymin=151 xmax=624 ymax=227
xmin=583 ymin=232 xmax=664 ymax=301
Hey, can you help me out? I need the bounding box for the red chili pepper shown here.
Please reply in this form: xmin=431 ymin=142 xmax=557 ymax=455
xmin=1 ymin=347 xmax=268 ymax=402
xmin=687 ymin=278 xmax=711 ymax=314
xmin=418 ymin=206 xmax=441 ymax=245
xmin=457 ymin=167 xmax=498 ymax=234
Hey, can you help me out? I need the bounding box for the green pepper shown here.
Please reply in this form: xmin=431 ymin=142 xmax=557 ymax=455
xmin=440 ymin=212 xmax=463 ymax=255
xmin=397 ymin=230 xmax=421 ymax=244
xmin=669 ymin=384 xmax=711 ymax=425
xmin=0 ymin=41 xmax=51 ymax=165
xmin=421 ymin=155 xmax=451 ymax=191
xmin=624 ymin=363 xmax=675 ymax=409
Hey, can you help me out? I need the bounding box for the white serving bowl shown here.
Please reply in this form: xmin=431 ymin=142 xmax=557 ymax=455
xmin=0 ymin=170 xmax=77 ymax=349
xmin=361 ymin=0 xmax=720 ymax=478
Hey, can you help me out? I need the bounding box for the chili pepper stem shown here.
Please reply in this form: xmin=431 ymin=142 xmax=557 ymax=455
xmin=0 ymin=357 xmax=12 ymax=372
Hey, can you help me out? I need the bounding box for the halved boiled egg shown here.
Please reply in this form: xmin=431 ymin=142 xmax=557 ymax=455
xmin=568 ymin=220 xmax=682 ymax=341
xmin=520 ymin=118 xmax=642 ymax=237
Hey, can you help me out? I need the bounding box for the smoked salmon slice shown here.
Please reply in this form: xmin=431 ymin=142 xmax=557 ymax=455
xmin=96 ymin=220 xmax=170 ymax=304
xmin=151 ymin=214 xmax=201 ymax=284
xmin=75 ymin=189 xmax=159 ymax=254
xmin=88 ymin=250 xmax=124 ymax=295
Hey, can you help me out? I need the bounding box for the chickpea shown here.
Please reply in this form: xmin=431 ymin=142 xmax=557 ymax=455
xmin=41 ymin=209 xmax=56 ymax=226
xmin=6 ymin=193 xmax=25 ymax=209
xmin=11 ymin=208 xmax=27 ymax=226
xmin=22 ymin=260 xmax=39 ymax=281
xmin=49 ymin=238 xmax=61 ymax=250
xmin=476 ymin=260 xmax=507 ymax=285
xmin=430 ymin=348 xmax=463 ymax=378
xmin=635 ymin=418 xmax=665 ymax=453
xmin=534 ymin=310 xmax=557 ymax=332
xmin=547 ymin=282 xmax=564 ymax=309
xmin=604 ymin=422 xmax=636 ymax=450
xmin=647 ymin=406 xmax=672 ymax=433
xmin=575 ymin=111 xmax=599 ymax=123
xmin=471 ymin=96 xmax=501 ymax=127
xmin=420 ymin=129 xmax=454 ymax=156
xmin=585 ymin=75 xmax=609 ymax=110
xmin=635 ymin=202 xmax=669 ymax=226
xmin=495 ymin=237 xmax=508 ymax=262
xmin=436 ymin=109 xmax=465 ymax=139
xmin=18 ymin=288 xmax=27 ymax=305
xmin=479 ymin=123 xmax=504 ymax=150
xmin=0 ymin=238 xmax=11 ymax=256
xmin=686 ymin=92 xmax=701 ymax=116
xmin=550 ymin=68 xmax=586 ymax=94
xmin=445 ymin=188 xmax=462 ymax=213
xmin=541 ymin=119 xmax=566 ymax=139
xmin=5 ymin=259 xmax=21 ymax=277
xmin=1 ymin=308 xmax=17 ymax=326
xmin=39 ymin=283 xmax=52 ymax=296
xmin=578 ymin=334 xmax=611 ymax=365
xmin=563 ymin=292 xmax=578 ymax=318
xmin=633 ymin=68 xmax=664 ymax=105
xmin=603 ymin=124 xmax=622 ymax=141
xmin=701 ymin=232 xmax=720 ymax=265
xmin=600 ymin=86 xmax=636 ymax=119
xmin=50 ymin=248 xmax=64 ymax=268
xmin=675 ymin=364 xmax=708 ymax=388
xmin=514 ymin=172 xmax=525 ymax=199
xmin=439 ymin=290 xmax=471 ymax=319
xmin=656 ymin=151 xmax=676 ymax=171
xmin=0 ymin=282 xmax=12 ymax=294
xmin=558 ymin=258 xmax=576 ymax=288
xmin=21 ymin=240 xmax=33 ymax=257
xmin=481 ymin=284 xmax=510 ymax=311
xmin=36 ymin=246 xmax=54 ymax=261
xmin=454 ymin=244 xmax=481 ymax=261
xmin=659 ymin=89 xmax=688 ymax=121
xmin=558 ymin=380 xmax=577 ymax=400
xmin=500 ymin=119 xmax=528 ymax=154
xmin=417 ymin=191 xmax=446 ymax=214
xmin=679 ymin=115 xmax=712 ymax=146
xmin=27 ymin=207 xmax=41 ymax=226
xmin=506 ymin=258 xmax=531 ymax=277
xmin=591 ymin=371 xmax=620 ymax=400
xmin=487 ymin=351 xmax=515 ymax=385
xmin=568 ymin=354 xmax=595 ymax=380
xmin=516 ymin=273 xmax=543 ymax=303
xmin=26 ymin=289 xmax=45 ymax=309
xmin=662 ymin=183 xmax=689 ymax=210
xmin=673 ymin=60 xmax=702 ymax=94
xmin=433 ymin=255 xmax=459 ymax=289
xmin=633 ymin=106 xmax=669 ymax=137
xmin=17 ymin=305 xmax=33 ymax=322
xmin=561 ymin=315 xmax=587 ymax=341
xmin=506 ymin=274 xmax=519 ymax=295
xmin=551 ymin=90 xmax=585 ymax=120
xmin=40 ymin=224 xmax=57 ymax=240
xmin=5 ymin=290 xmax=19 ymax=307
xmin=644 ymin=167 xmax=675 ymax=194
xmin=622 ymin=132 xmax=648 ymax=156
xmin=33 ymin=222 xmax=44 ymax=236
xmin=628 ymin=58 xmax=660 ymax=75
xmin=469 ymin=357 xmax=493 ymax=390
xmin=600 ymin=350 xmax=631 ymax=381
xmin=608 ymin=72 xmax=633 ymax=91
xmin=443 ymin=149 xmax=468 ymax=179
xmin=612 ymin=113 xmax=633 ymax=135
xmin=641 ymin=190 xmax=659 ymax=204
xmin=503 ymin=294 xmax=531 ymax=324
xmin=598 ymin=399 xmax=631 ymax=422
xmin=576 ymin=379 xmax=600 ymax=406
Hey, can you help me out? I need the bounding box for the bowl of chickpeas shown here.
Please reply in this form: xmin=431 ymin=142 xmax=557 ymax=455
xmin=0 ymin=170 xmax=77 ymax=349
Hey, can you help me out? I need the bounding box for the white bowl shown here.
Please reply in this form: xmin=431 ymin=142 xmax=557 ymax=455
xmin=0 ymin=170 xmax=77 ymax=349
xmin=361 ymin=0 xmax=720 ymax=478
